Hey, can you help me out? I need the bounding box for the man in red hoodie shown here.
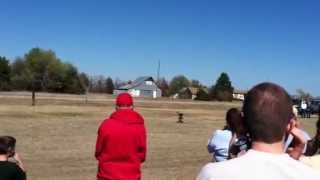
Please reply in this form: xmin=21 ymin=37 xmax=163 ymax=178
xmin=95 ymin=93 xmax=147 ymax=180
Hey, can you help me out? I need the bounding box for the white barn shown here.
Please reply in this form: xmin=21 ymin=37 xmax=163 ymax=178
xmin=114 ymin=76 xmax=162 ymax=99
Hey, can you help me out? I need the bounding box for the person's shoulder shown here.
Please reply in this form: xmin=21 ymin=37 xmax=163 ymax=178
xmin=98 ymin=116 xmax=117 ymax=132
xmin=197 ymin=160 xmax=240 ymax=180
xmin=0 ymin=161 xmax=25 ymax=179
xmin=197 ymin=163 xmax=220 ymax=180
xmin=131 ymin=110 xmax=144 ymax=120
xmin=214 ymin=129 xmax=223 ymax=134
xmin=0 ymin=161 xmax=20 ymax=171
xmin=98 ymin=117 xmax=111 ymax=127
xmin=11 ymin=163 xmax=25 ymax=173
xmin=203 ymin=156 xmax=246 ymax=170
xmin=214 ymin=129 xmax=231 ymax=136
xmin=1 ymin=161 xmax=17 ymax=167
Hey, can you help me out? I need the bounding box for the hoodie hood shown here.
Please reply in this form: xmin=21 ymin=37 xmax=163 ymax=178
xmin=110 ymin=109 xmax=144 ymax=124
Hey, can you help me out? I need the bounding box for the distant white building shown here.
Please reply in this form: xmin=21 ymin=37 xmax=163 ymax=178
xmin=233 ymin=89 xmax=247 ymax=101
xmin=114 ymin=76 xmax=162 ymax=99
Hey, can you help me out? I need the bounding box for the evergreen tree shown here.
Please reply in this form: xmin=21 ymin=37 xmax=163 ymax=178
xmin=105 ymin=77 xmax=114 ymax=94
xmin=210 ymin=72 xmax=234 ymax=101
xmin=0 ymin=56 xmax=11 ymax=90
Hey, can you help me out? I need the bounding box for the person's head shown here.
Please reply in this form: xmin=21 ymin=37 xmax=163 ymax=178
xmin=0 ymin=137 xmax=10 ymax=157
xmin=226 ymin=108 xmax=246 ymax=136
xmin=1 ymin=136 xmax=16 ymax=157
xmin=243 ymin=82 xmax=293 ymax=144
xmin=116 ymin=93 xmax=134 ymax=110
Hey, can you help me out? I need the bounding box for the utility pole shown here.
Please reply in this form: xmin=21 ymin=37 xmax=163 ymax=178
xmin=157 ymin=60 xmax=160 ymax=82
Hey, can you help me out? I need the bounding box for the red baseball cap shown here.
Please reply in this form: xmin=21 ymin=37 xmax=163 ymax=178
xmin=116 ymin=93 xmax=133 ymax=106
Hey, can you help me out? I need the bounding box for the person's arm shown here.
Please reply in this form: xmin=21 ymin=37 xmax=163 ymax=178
xmin=15 ymin=164 xmax=26 ymax=180
xmin=95 ymin=127 xmax=106 ymax=160
xmin=228 ymin=133 xmax=237 ymax=159
xmin=138 ymin=125 xmax=147 ymax=163
xmin=207 ymin=133 xmax=216 ymax=154
xmin=13 ymin=153 xmax=26 ymax=173
xmin=305 ymin=130 xmax=320 ymax=156
xmin=286 ymin=127 xmax=307 ymax=160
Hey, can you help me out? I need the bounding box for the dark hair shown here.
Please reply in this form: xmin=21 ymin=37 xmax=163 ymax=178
xmin=2 ymin=136 xmax=16 ymax=149
xmin=0 ymin=137 xmax=9 ymax=155
xmin=243 ymin=82 xmax=293 ymax=143
xmin=226 ymin=108 xmax=246 ymax=136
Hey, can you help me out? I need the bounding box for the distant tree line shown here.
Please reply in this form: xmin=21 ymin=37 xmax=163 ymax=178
xmin=1 ymin=47 xmax=234 ymax=101
xmin=0 ymin=48 xmax=116 ymax=94
xmin=89 ymin=75 xmax=115 ymax=94
xmin=157 ymin=72 xmax=234 ymax=101
xmin=0 ymin=48 xmax=83 ymax=93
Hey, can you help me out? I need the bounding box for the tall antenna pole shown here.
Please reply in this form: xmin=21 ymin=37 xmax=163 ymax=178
xmin=157 ymin=59 xmax=160 ymax=81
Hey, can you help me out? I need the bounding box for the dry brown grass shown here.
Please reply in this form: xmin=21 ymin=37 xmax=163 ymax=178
xmin=0 ymin=92 xmax=318 ymax=180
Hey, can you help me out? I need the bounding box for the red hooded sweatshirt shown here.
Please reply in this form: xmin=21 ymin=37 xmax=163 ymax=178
xmin=95 ymin=109 xmax=147 ymax=180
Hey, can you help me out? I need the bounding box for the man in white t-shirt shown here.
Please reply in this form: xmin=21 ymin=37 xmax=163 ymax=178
xmin=197 ymin=82 xmax=320 ymax=180
xmin=301 ymin=100 xmax=308 ymax=118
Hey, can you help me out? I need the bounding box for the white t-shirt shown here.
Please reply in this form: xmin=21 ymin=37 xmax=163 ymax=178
xmin=301 ymin=102 xmax=307 ymax=110
xmin=197 ymin=150 xmax=320 ymax=180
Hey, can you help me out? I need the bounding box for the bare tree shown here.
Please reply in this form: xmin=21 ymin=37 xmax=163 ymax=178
xmin=79 ymin=73 xmax=90 ymax=103
xmin=297 ymin=89 xmax=313 ymax=101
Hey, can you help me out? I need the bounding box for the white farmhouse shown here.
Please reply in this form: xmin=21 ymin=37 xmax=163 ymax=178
xmin=114 ymin=76 xmax=162 ymax=99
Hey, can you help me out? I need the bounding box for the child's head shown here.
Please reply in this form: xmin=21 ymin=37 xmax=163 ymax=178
xmin=0 ymin=137 xmax=10 ymax=156
xmin=1 ymin=136 xmax=16 ymax=157
xmin=226 ymin=108 xmax=246 ymax=136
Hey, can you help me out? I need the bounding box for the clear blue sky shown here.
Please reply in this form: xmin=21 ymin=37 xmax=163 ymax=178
xmin=1 ymin=0 xmax=319 ymax=95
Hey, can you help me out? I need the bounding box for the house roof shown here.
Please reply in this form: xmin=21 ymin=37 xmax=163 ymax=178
xmin=179 ymin=87 xmax=194 ymax=95
xmin=118 ymin=76 xmax=157 ymax=90
xmin=180 ymin=87 xmax=208 ymax=95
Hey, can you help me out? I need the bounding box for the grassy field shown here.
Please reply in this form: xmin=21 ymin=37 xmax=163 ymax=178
xmin=0 ymin=92 xmax=318 ymax=180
